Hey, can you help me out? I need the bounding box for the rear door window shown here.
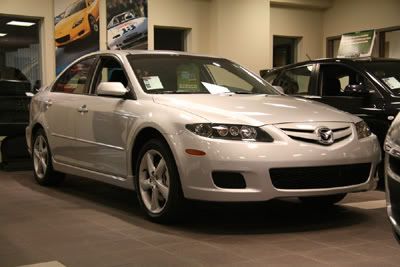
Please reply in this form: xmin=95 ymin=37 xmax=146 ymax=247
xmin=52 ymin=57 xmax=96 ymax=94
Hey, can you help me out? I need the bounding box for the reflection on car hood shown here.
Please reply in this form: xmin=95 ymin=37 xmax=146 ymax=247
xmin=153 ymin=94 xmax=360 ymax=125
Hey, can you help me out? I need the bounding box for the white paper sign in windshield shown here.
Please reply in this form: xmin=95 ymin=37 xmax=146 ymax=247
xmin=382 ymin=77 xmax=400 ymax=90
xmin=202 ymin=82 xmax=230 ymax=94
xmin=142 ymin=76 xmax=164 ymax=90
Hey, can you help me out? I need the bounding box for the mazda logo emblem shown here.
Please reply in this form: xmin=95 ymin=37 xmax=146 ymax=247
xmin=315 ymin=127 xmax=334 ymax=145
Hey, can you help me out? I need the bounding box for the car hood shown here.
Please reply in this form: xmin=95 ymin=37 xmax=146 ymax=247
xmin=55 ymin=11 xmax=85 ymax=36
xmin=153 ymin=94 xmax=360 ymax=125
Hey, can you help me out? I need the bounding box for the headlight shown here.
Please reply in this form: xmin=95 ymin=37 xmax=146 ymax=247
xmin=355 ymin=120 xmax=371 ymax=139
xmin=186 ymin=123 xmax=273 ymax=142
xmin=72 ymin=18 xmax=84 ymax=28
xmin=385 ymin=135 xmax=400 ymax=158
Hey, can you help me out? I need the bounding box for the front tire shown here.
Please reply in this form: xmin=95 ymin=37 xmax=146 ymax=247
xmin=299 ymin=193 xmax=347 ymax=206
xmin=32 ymin=129 xmax=64 ymax=186
xmin=135 ymin=139 xmax=184 ymax=223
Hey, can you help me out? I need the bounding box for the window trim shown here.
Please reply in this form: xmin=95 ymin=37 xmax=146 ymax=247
xmin=51 ymin=55 xmax=98 ymax=94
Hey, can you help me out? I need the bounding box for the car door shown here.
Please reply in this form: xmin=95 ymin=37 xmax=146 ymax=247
xmin=316 ymin=63 xmax=387 ymax=144
xmin=44 ymin=56 xmax=96 ymax=166
xmin=73 ymin=55 xmax=133 ymax=178
xmin=272 ymin=64 xmax=319 ymax=99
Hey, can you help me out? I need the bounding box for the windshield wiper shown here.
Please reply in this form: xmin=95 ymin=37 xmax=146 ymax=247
xmin=233 ymin=91 xmax=253 ymax=94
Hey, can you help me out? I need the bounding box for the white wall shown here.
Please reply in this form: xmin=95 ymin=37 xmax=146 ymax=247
xmin=0 ymin=0 xmax=55 ymax=86
xmin=147 ymin=0 xmax=212 ymax=54
xmin=209 ymin=0 xmax=270 ymax=72
xmin=323 ymin=0 xmax=400 ymax=55
xmin=270 ymin=6 xmax=323 ymax=62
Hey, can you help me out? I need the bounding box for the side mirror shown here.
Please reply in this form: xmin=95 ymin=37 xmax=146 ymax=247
xmin=273 ymin=85 xmax=285 ymax=94
xmin=344 ymin=84 xmax=369 ymax=95
xmin=97 ymin=82 xmax=128 ymax=97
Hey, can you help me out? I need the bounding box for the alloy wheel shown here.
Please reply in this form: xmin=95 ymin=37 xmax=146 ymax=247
xmin=33 ymin=135 xmax=49 ymax=179
xmin=138 ymin=149 xmax=170 ymax=214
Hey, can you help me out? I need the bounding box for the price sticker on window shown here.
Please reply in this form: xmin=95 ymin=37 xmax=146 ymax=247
xmin=142 ymin=76 xmax=164 ymax=90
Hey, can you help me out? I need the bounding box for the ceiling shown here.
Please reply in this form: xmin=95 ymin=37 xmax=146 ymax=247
xmin=0 ymin=16 xmax=39 ymax=52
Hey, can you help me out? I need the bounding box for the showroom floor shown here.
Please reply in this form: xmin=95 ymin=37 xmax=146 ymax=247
xmin=1 ymin=171 xmax=399 ymax=267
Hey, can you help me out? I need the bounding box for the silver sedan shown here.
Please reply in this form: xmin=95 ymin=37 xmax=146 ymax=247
xmin=26 ymin=50 xmax=381 ymax=223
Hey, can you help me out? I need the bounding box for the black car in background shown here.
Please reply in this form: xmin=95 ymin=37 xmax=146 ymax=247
xmin=384 ymin=112 xmax=400 ymax=241
xmin=0 ymin=67 xmax=33 ymax=167
xmin=262 ymin=58 xmax=400 ymax=181
xmin=0 ymin=67 xmax=32 ymax=137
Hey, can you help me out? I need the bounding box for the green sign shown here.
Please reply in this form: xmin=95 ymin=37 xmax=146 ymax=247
xmin=337 ymin=30 xmax=376 ymax=58
xmin=177 ymin=64 xmax=200 ymax=92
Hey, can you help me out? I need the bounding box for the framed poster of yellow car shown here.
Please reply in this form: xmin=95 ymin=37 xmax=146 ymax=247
xmin=54 ymin=0 xmax=100 ymax=74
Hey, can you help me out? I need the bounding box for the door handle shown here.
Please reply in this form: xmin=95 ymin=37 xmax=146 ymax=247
xmin=78 ymin=105 xmax=89 ymax=113
xmin=44 ymin=99 xmax=52 ymax=109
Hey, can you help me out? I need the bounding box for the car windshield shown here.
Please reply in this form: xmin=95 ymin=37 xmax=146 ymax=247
xmin=128 ymin=54 xmax=279 ymax=95
xmin=362 ymin=61 xmax=400 ymax=95
xmin=64 ymin=0 xmax=86 ymax=18
xmin=108 ymin=12 xmax=135 ymax=28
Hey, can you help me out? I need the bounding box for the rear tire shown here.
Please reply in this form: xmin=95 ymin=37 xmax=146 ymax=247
xmin=299 ymin=193 xmax=347 ymax=206
xmin=134 ymin=139 xmax=185 ymax=223
xmin=32 ymin=129 xmax=64 ymax=186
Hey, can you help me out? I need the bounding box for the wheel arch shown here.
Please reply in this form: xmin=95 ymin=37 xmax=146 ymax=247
xmin=130 ymin=127 xmax=174 ymax=179
xmin=31 ymin=123 xmax=45 ymax=140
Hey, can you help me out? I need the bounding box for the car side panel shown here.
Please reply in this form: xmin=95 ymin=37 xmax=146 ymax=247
xmin=40 ymin=91 xmax=80 ymax=166
xmin=73 ymin=94 xmax=133 ymax=177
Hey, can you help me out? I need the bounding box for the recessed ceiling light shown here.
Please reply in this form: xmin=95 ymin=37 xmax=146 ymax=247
xmin=0 ymin=33 xmax=7 ymax=37
xmin=7 ymin=21 xmax=35 ymax=27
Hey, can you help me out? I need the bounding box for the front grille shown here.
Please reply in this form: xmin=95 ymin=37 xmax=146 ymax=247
xmin=276 ymin=122 xmax=352 ymax=145
xmin=270 ymin=163 xmax=371 ymax=189
xmin=56 ymin=35 xmax=70 ymax=43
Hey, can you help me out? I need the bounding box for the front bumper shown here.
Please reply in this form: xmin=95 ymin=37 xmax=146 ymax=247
xmin=171 ymin=125 xmax=380 ymax=202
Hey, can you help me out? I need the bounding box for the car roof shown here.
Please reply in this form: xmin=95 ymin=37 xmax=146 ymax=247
xmin=266 ymin=57 xmax=400 ymax=73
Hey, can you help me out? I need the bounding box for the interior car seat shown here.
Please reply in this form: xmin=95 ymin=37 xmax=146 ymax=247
xmin=324 ymin=76 xmax=341 ymax=96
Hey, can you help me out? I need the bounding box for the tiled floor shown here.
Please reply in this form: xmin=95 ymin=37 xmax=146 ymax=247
xmin=0 ymin=170 xmax=399 ymax=267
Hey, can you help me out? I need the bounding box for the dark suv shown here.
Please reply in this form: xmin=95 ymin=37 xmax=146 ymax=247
xmin=262 ymin=58 xmax=400 ymax=150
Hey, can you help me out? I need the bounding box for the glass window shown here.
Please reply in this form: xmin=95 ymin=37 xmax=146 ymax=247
xmin=275 ymin=65 xmax=313 ymax=95
xmin=128 ymin=55 xmax=278 ymax=95
xmin=0 ymin=16 xmax=41 ymax=93
xmin=204 ymin=64 xmax=252 ymax=91
xmin=320 ymin=64 xmax=367 ymax=96
xmin=53 ymin=57 xmax=96 ymax=94
xmin=264 ymin=73 xmax=278 ymax=84
xmin=384 ymin=30 xmax=400 ymax=59
xmin=93 ymin=57 xmax=128 ymax=93
xmin=363 ymin=61 xmax=400 ymax=95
